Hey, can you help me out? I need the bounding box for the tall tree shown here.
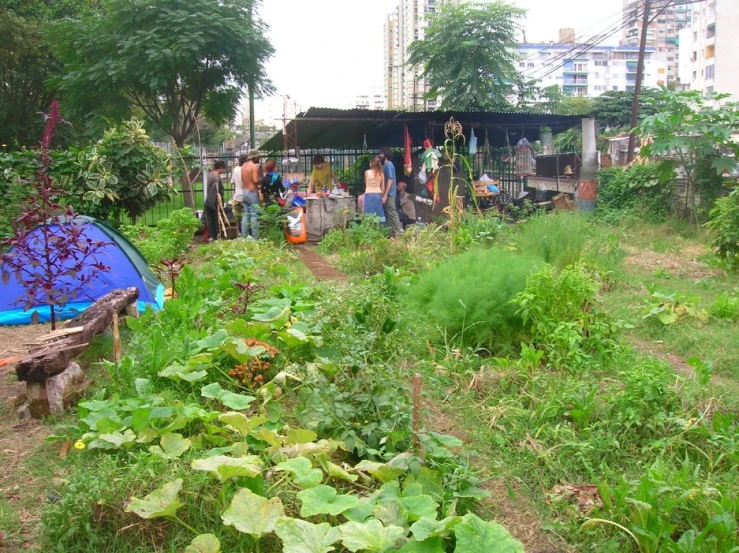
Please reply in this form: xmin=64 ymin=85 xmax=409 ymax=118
xmin=591 ymin=89 xmax=660 ymax=128
xmin=0 ymin=1 xmax=101 ymax=148
xmin=50 ymin=0 xmax=273 ymax=147
xmin=407 ymin=1 xmax=525 ymax=111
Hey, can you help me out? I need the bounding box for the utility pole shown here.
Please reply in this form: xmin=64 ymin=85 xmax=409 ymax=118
xmin=248 ymin=1 xmax=256 ymax=150
xmin=627 ymin=0 xmax=651 ymax=163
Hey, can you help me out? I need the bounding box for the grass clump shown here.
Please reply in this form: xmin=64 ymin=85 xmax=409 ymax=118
xmin=405 ymin=248 xmax=537 ymax=350
xmin=514 ymin=211 xmax=594 ymax=269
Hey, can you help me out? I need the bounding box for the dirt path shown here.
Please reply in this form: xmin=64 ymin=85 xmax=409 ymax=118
xmin=295 ymin=245 xmax=347 ymax=281
xmin=0 ymin=324 xmax=56 ymax=551
xmin=422 ymin=398 xmax=572 ymax=553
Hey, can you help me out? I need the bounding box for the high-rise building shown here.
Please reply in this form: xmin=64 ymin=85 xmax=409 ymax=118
xmin=679 ymin=0 xmax=739 ymax=98
xmin=516 ymin=43 xmax=667 ymax=98
xmin=384 ymin=0 xmax=460 ymax=110
xmin=620 ymin=0 xmax=690 ymax=86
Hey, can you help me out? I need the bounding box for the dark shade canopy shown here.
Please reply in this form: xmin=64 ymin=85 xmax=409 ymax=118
xmin=261 ymin=107 xmax=584 ymax=151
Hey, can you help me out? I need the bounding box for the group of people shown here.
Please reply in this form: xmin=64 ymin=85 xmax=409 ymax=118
xmin=203 ymin=149 xmax=284 ymax=242
xmin=203 ymin=147 xmax=419 ymax=242
xmin=358 ymin=147 xmax=416 ymax=236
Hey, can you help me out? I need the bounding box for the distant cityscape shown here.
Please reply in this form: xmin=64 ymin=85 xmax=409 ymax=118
xmin=356 ymin=0 xmax=739 ymax=111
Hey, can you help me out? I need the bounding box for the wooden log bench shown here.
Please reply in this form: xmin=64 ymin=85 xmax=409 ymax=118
xmin=14 ymin=287 xmax=139 ymax=418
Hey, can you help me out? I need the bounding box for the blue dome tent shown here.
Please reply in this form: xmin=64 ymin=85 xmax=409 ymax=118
xmin=0 ymin=216 xmax=165 ymax=326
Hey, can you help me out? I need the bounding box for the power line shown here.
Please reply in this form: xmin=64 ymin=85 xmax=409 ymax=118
xmin=515 ymin=7 xmax=628 ymax=66
xmin=520 ymin=6 xmax=644 ymax=83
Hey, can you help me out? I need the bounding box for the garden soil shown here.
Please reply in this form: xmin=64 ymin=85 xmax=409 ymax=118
xmin=0 ymin=323 xmax=55 ymax=551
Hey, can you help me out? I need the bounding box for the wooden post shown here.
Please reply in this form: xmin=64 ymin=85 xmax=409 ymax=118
xmin=112 ymin=312 xmax=121 ymax=363
xmin=412 ymin=373 xmax=424 ymax=461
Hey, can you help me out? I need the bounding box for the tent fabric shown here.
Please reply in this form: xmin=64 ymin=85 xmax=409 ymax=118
xmin=0 ymin=216 xmax=165 ymax=326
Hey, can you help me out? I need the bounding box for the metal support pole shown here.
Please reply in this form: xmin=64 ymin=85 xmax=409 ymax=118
xmin=627 ymin=0 xmax=651 ymax=164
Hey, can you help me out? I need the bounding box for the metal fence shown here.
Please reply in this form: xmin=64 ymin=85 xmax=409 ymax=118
xmin=132 ymin=146 xmax=527 ymax=226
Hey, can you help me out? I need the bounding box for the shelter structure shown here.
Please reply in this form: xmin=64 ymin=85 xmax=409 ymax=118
xmin=0 ymin=217 xmax=164 ymax=326
xmin=261 ymin=108 xmax=582 ymax=151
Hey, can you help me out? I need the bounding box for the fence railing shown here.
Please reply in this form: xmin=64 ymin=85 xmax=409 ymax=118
xmin=131 ymin=146 xmax=527 ymax=226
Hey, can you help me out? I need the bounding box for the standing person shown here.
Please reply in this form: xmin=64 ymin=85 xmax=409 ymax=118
xmin=308 ymin=154 xmax=340 ymax=195
xmin=397 ymin=182 xmax=417 ymax=229
xmin=230 ymin=155 xmax=247 ymax=236
xmin=379 ymin=147 xmax=402 ymax=235
xmin=362 ymin=157 xmax=385 ymax=222
xmin=204 ymin=160 xmax=226 ymax=242
xmin=241 ymin=149 xmax=262 ymax=239
xmin=261 ymin=160 xmax=284 ymax=207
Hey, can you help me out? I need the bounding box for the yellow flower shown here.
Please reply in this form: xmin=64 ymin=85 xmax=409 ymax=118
xmin=74 ymin=440 xmax=86 ymax=450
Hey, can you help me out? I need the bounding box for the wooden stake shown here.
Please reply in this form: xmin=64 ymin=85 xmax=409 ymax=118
xmin=112 ymin=312 xmax=121 ymax=362
xmin=412 ymin=373 xmax=424 ymax=461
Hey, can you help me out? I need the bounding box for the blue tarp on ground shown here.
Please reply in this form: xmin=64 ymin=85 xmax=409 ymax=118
xmin=0 ymin=217 xmax=165 ymax=326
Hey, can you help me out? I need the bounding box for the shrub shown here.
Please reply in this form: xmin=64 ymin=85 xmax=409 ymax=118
xmin=513 ymin=264 xmax=621 ymax=370
xmin=405 ymin=248 xmax=537 ymax=349
xmin=709 ymin=291 xmax=739 ymax=320
xmin=515 ymin=211 xmax=593 ymax=269
xmin=597 ymin=163 xmax=674 ymax=223
xmin=706 ymin=187 xmax=739 ymax=270
xmin=120 ymin=208 xmax=200 ymax=264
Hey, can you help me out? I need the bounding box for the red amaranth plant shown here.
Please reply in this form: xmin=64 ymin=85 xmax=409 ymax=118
xmin=0 ymin=100 xmax=111 ymax=329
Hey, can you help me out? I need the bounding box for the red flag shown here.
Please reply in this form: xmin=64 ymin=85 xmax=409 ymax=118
xmin=404 ymin=125 xmax=412 ymax=176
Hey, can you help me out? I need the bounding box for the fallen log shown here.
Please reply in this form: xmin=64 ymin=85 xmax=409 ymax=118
xmin=16 ymin=287 xmax=139 ymax=382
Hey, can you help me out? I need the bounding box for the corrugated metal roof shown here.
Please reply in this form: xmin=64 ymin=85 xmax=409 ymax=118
xmin=261 ymin=108 xmax=584 ymax=151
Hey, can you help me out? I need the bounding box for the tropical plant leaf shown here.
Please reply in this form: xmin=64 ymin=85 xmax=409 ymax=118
xmin=275 ymin=456 xmax=323 ymax=488
xmin=220 ymin=338 xmax=267 ymax=364
xmin=185 ymin=534 xmax=220 ymax=553
xmin=192 ymin=329 xmax=229 ymax=353
xmin=221 ymin=488 xmax=284 ymax=538
xmin=298 ymin=485 xmax=360 ymax=517
xmin=158 ymin=360 xmax=208 ymax=382
xmin=191 ymin=455 xmax=263 ymax=482
xmin=148 ymin=432 xmax=191 ymax=460
xmin=453 ymin=513 xmax=524 ymax=553
xmin=339 ymin=519 xmax=406 ymax=553
xmin=274 ymin=517 xmax=342 ymax=553
xmin=124 ymin=479 xmax=184 ymax=519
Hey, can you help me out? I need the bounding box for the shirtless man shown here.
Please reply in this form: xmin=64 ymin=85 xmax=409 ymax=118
xmin=240 ymin=149 xmax=262 ymax=239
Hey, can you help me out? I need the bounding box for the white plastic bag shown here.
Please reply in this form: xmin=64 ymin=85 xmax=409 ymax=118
xmin=418 ymin=170 xmax=427 ymax=185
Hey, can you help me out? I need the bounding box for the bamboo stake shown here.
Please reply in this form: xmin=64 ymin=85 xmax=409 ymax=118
xmin=112 ymin=312 xmax=121 ymax=363
xmin=412 ymin=373 xmax=424 ymax=461
xmin=216 ymin=193 xmax=229 ymax=239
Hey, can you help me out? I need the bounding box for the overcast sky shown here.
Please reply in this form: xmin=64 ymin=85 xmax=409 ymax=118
xmin=249 ymin=0 xmax=624 ymax=122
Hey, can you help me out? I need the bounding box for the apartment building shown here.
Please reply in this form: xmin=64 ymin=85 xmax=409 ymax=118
xmin=621 ymin=0 xmax=691 ymax=85
xmin=383 ymin=0 xmax=460 ymax=110
xmin=354 ymin=89 xmax=386 ymax=111
xmin=678 ymin=0 xmax=739 ymax=98
xmin=516 ymin=43 xmax=667 ymax=98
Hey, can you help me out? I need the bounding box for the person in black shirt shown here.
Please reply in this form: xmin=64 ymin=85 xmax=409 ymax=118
xmin=204 ymin=160 xmax=226 ymax=242
xmin=261 ymin=160 xmax=284 ymax=207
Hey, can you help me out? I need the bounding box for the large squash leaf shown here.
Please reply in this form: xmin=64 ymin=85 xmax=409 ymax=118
xmin=201 ymin=383 xmax=255 ymax=410
xmin=148 ymin=432 xmax=191 ymax=460
xmin=453 ymin=514 xmax=524 ymax=553
xmin=339 ymin=519 xmax=406 ymax=552
xmin=275 ymin=456 xmax=323 ymax=488
xmin=298 ymin=485 xmax=359 ymax=517
xmin=124 ymin=479 xmax=183 ymax=519
xmin=185 ymin=534 xmax=220 ymax=553
xmin=221 ymin=488 xmax=284 ymax=538
xmin=191 ymin=455 xmax=263 ymax=482
xmin=274 ymin=517 xmax=342 ymax=553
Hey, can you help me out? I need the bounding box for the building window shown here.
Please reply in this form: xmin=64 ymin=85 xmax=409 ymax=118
xmin=692 ymin=71 xmax=697 ymax=79
xmin=519 ymin=63 xmax=525 ymax=68
xmin=595 ymin=60 xmax=608 ymax=67
xmin=693 ymin=31 xmax=697 ymax=41
xmin=527 ymin=63 xmax=535 ymax=68
xmin=613 ymin=86 xmax=619 ymax=91
xmin=706 ymin=64 xmax=714 ymax=80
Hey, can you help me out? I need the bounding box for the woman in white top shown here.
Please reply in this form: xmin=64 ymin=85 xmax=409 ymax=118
xmin=230 ymin=154 xmax=247 ymax=235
